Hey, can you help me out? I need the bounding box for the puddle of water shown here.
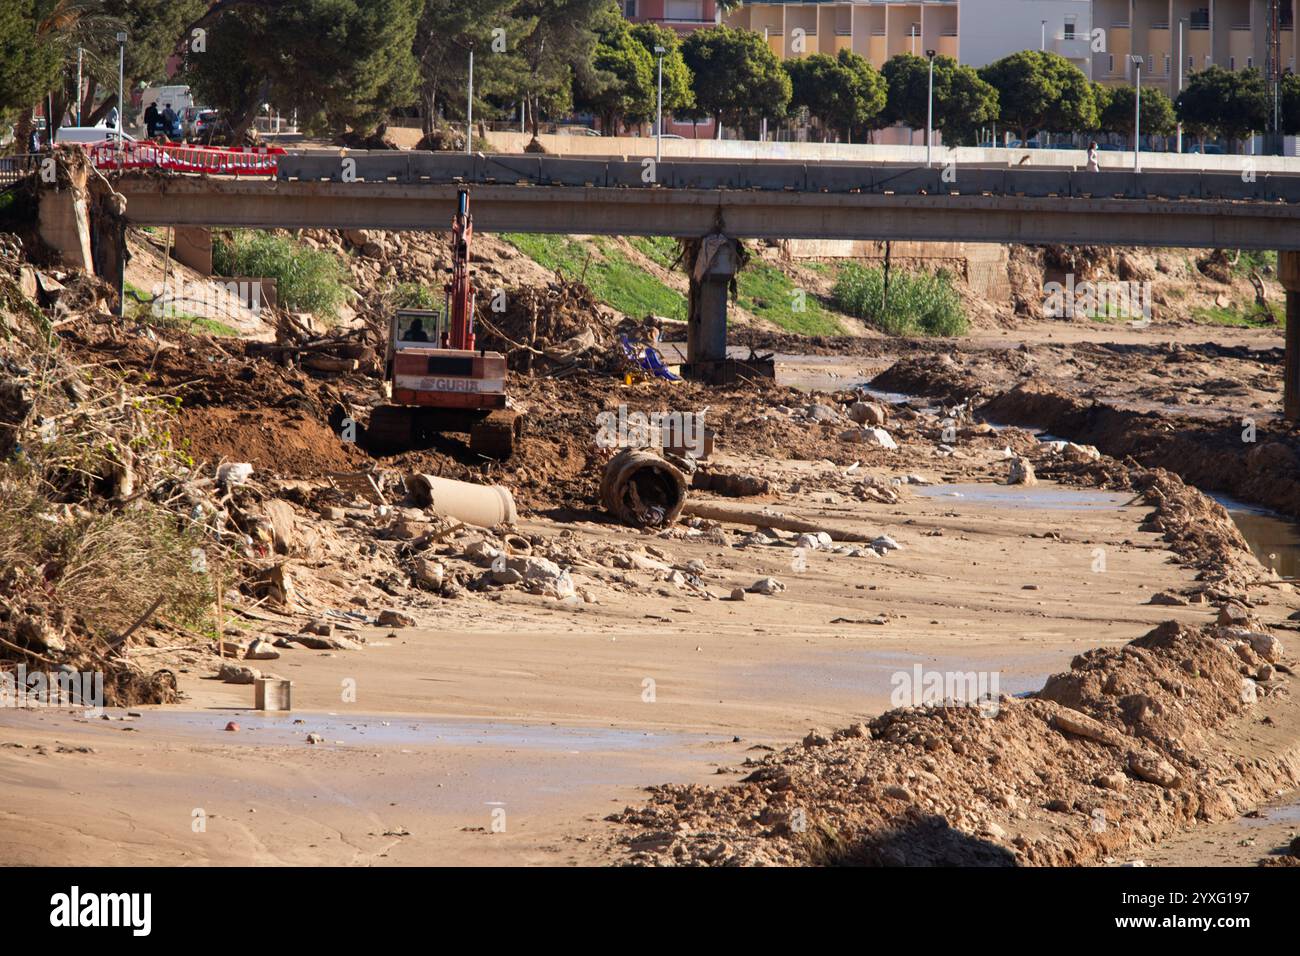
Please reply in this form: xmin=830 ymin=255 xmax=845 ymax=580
xmin=1240 ymin=797 xmax=1300 ymax=828
xmin=733 ymin=647 xmax=1065 ymax=712
xmin=914 ymin=482 xmax=1130 ymax=511
xmin=66 ymin=710 xmax=696 ymax=753
xmin=1209 ymin=493 xmax=1300 ymax=579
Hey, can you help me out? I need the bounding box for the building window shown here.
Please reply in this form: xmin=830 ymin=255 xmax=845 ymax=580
xmin=1064 ymin=16 xmax=1075 ymax=39
xmin=1164 ymin=55 xmax=1169 ymax=74
xmin=1108 ymin=54 xmax=1115 ymax=73
xmin=1247 ymin=56 xmax=1253 ymax=69
xmin=623 ymin=0 xmax=636 ymax=17
xmin=1230 ymin=56 xmax=1236 ymax=70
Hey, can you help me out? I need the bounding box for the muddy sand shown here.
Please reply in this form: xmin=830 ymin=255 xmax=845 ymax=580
xmin=2 ymin=401 xmax=1292 ymax=865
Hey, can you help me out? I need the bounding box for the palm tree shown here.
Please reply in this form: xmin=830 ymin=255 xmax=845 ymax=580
xmin=18 ymin=1 xmax=121 ymax=146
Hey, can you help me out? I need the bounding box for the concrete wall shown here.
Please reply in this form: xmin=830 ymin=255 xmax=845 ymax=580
xmin=482 ymin=129 xmax=1300 ymax=172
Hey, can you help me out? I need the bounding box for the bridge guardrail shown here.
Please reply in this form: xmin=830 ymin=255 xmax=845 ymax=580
xmin=271 ymin=151 xmax=1300 ymax=205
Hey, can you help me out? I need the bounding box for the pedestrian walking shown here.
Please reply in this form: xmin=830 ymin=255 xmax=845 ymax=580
xmin=1087 ymin=141 xmax=1100 ymax=172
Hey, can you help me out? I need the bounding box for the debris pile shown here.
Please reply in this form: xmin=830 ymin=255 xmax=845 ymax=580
xmin=611 ymin=621 xmax=1297 ymax=866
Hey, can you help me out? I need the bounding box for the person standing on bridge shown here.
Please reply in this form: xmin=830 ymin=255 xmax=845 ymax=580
xmin=1087 ymin=142 xmax=1100 ymax=173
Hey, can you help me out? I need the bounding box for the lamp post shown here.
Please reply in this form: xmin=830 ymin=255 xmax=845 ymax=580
xmin=925 ymin=49 xmax=936 ymax=167
xmin=655 ymin=44 xmax=666 ymax=162
xmin=116 ymin=31 xmax=127 ymax=152
xmin=1041 ymin=20 xmax=1046 ymax=51
xmin=1130 ymin=55 xmax=1143 ymax=171
xmin=1176 ymin=19 xmax=1185 ymax=152
xmin=466 ymin=44 xmax=474 ymax=155
xmin=76 ymin=47 xmax=83 ymax=125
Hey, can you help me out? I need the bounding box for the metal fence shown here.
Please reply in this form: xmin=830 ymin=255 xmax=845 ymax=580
xmin=0 ymin=154 xmax=39 ymax=189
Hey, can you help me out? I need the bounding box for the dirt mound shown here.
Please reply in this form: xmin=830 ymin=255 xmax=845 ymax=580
xmin=610 ymin=622 xmax=1297 ymax=866
xmin=176 ymin=407 xmax=369 ymax=476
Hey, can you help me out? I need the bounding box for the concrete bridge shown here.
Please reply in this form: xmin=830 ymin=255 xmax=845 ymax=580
xmin=97 ymin=152 xmax=1300 ymax=410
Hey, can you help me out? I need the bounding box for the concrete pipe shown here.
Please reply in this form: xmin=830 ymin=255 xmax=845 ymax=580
xmin=405 ymin=474 xmax=517 ymax=527
xmin=600 ymin=448 xmax=687 ymax=528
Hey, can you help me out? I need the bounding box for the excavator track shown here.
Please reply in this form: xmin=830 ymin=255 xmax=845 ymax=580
xmin=364 ymin=405 xmax=416 ymax=455
xmin=470 ymin=409 xmax=523 ymax=460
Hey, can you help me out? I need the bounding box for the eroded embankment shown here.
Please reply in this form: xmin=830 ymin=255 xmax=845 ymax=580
xmin=611 ymin=619 xmax=1296 ymax=866
xmin=873 ymin=356 xmax=1300 ymax=522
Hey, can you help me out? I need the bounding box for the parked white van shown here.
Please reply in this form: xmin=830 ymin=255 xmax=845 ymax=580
xmin=54 ymin=126 xmax=136 ymax=145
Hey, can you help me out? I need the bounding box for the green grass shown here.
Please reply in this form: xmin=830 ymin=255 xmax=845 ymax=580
xmin=735 ymin=261 xmax=844 ymax=336
xmin=627 ymin=236 xmax=681 ymax=270
xmin=1191 ymin=302 xmax=1281 ymax=328
xmin=213 ymin=230 xmax=347 ymax=319
xmin=501 ymin=233 xmax=687 ymax=321
xmin=1235 ymin=250 xmax=1277 ymax=276
xmin=831 ymin=264 xmax=968 ymax=337
xmin=123 ymin=281 xmax=241 ymax=336
xmin=390 ymin=281 xmax=440 ymax=310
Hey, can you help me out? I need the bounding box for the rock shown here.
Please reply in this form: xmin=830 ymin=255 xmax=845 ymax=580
xmin=804 ymin=404 xmax=838 ymax=422
xmin=1050 ymin=709 xmax=1126 ymax=748
xmin=464 ymin=540 xmax=502 ymax=566
xmin=684 ymin=559 xmax=707 ymax=574
xmin=12 ymin=613 xmax=66 ymax=654
xmin=301 ymin=619 xmax=334 ymax=637
xmin=224 ymin=721 xmax=239 ymax=732
xmin=1148 ymin=591 xmax=1188 ymax=606
xmin=244 ymin=639 xmax=281 ymax=661
xmin=871 ymin=535 xmax=901 ymax=552
xmin=414 ymin=557 xmax=445 ymax=590
xmin=848 ymin=401 xmax=888 ymax=426
xmin=1127 ymin=751 xmax=1181 ymax=789
xmin=883 ymin=785 xmax=913 ymax=802
xmin=217 ymin=662 xmax=260 ymax=685
xmin=747 ymin=577 xmax=785 ymax=595
xmin=1240 ymin=678 xmax=1259 ymax=704
xmin=1217 ymin=602 xmax=1252 ymax=627
xmin=1007 ymin=456 xmax=1037 ymax=486
xmin=802 ymin=727 xmax=832 ymax=747
xmin=1096 ymin=772 xmax=1128 ymax=792
xmin=492 ymin=567 xmax=524 ymax=585
xmin=794 ymin=533 xmax=821 ymax=550
xmin=1062 ymin=442 xmax=1101 ymax=462
xmin=306 ymin=733 xmax=325 ymax=744
xmin=377 ymin=609 xmax=416 ymax=628
xmin=729 ymin=587 xmax=746 ymax=601
xmin=1243 ymin=631 xmax=1283 ymax=663
xmin=863 ymin=427 xmax=898 ymax=450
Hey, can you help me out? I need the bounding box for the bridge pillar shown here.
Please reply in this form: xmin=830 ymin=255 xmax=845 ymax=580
xmin=683 ymin=234 xmax=738 ymax=384
xmin=1281 ymin=251 xmax=1300 ymax=421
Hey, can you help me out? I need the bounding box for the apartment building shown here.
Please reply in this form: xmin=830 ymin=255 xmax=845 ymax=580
xmin=718 ymin=1 xmax=1296 ymax=96
xmin=622 ymin=0 xmax=721 ymax=31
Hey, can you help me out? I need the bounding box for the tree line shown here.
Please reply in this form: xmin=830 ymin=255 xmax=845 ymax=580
xmin=3 ymin=0 xmax=1298 ymax=150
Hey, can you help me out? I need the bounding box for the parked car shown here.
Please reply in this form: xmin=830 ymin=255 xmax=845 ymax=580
xmin=1187 ymin=143 xmax=1225 ymax=154
xmin=191 ymin=109 xmax=232 ymax=143
xmin=1098 ymin=144 xmax=1124 ymax=151
xmin=558 ymin=126 xmax=602 ymax=136
xmin=181 ymin=106 xmax=204 ymax=139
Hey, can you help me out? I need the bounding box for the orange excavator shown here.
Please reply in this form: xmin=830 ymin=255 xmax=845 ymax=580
xmin=366 ymin=189 xmax=522 ymax=458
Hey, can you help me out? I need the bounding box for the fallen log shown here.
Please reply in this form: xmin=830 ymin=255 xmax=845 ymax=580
xmin=680 ymin=501 xmax=873 ymax=542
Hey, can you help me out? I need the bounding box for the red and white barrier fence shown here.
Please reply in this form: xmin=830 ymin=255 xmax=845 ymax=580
xmin=87 ymin=140 xmax=285 ymax=176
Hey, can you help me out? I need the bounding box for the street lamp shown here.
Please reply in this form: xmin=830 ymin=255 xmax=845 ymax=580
xmin=1176 ymin=19 xmax=1186 ymax=152
xmin=925 ymin=49 xmax=936 ymax=167
xmin=655 ymin=45 xmax=666 ymax=163
xmin=466 ymin=44 xmax=474 ymax=156
xmin=116 ymin=31 xmax=127 ymax=151
xmin=1041 ymin=20 xmax=1047 ymax=52
xmin=1130 ymin=55 xmax=1143 ymax=171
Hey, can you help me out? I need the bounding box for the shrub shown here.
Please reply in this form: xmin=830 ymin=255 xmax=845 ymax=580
xmin=213 ymin=230 xmax=347 ymax=319
xmin=832 ymin=263 xmax=968 ymax=337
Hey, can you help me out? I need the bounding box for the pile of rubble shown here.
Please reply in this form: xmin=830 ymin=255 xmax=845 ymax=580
xmin=611 ymin=619 xmax=1295 ymax=866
